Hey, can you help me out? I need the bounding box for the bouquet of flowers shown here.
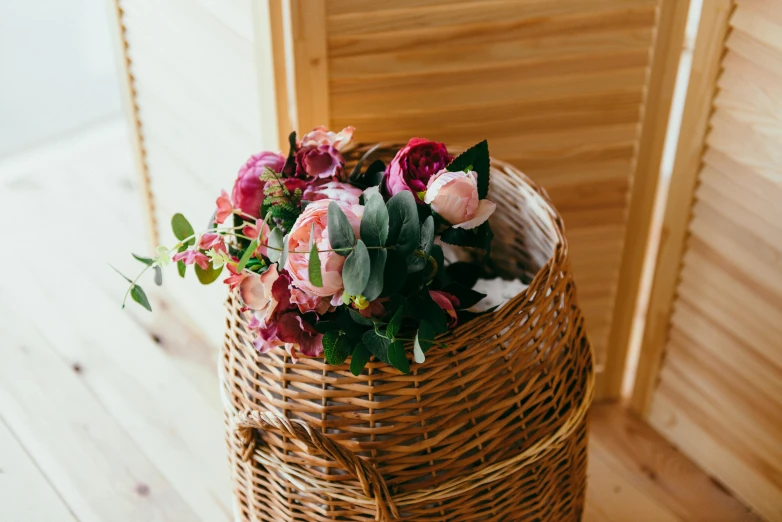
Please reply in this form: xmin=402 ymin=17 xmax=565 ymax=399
xmin=120 ymin=127 xmax=498 ymax=375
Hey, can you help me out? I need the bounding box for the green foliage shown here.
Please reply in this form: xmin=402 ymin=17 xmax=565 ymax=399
xmin=343 ymin=239 xmax=370 ymax=296
xmin=327 ymin=201 xmax=355 ymax=254
xmin=447 ymin=139 xmax=490 ymax=199
xmin=360 ymin=194 xmax=388 ymax=247
xmin=348 ymin=308 xmax=376 ymax=326
xmin=323 ymin=331 xmax=352 ymax=365
xmin=407 ymin=215 xmax=434 ymax=273
xmin=267 ymin=227 xmax=283 ymax=263
xmin=386 ymin=191 xmax=420 ymax=257
xmin=362 ymin=330 xmax=391 ymax=364
xmin=261 ymin=167 xmax=302 ymax=232
xmin=171 ymin=214 xmax=194 ymax=243
xmin=388 ymin=340 xmax=410 ymax=373
xmin=363 ymin=248 xmax=387 ymax=301
xmin=440 ymin=222 xmax=494 ymax=257
xmin=153 ymin=266 xmax=163 ymax=286
xmin=416 ymin=320 xmax=435 ymax=354
xmin=350 ymin=342 xmax=371 ymax=376
xmin=130 ymin=285 xmax=152 ymax=312
xmin=132 ymin=253 xmax=154 ymax=266
xmin=442 ymin=282 xmax=486 ymax=309
xmin=195 ymin=263 xmax=223 ymax=285
xmin=237 ymin=239 xmax=258 ymax=273
xmin=382 ymin=251 xmax=407 ymax=297
xmin=386 ymin=306 xmax=404 ymax=340
xmin=308 ymin=240 xmax=323 ymax=287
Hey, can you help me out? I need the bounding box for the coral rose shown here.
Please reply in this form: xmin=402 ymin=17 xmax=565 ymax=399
xmin=424 ymin=169 xmax=496 ymax=229
xmin=284 ymin=199 xmax=363 ymax=304
xmin=384 ymin=138 xmax=452 ymax=203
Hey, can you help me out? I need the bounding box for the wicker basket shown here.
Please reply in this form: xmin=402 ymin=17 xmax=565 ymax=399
xmin=220 ymin=146 xmax=594 ymax=521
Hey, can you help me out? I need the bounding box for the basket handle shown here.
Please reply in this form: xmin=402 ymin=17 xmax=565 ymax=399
xmin=233 ymin=409 xmax=400 ymax=521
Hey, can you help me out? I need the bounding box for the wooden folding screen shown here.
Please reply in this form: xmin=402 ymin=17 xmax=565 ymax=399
xmin=632 ymin=0 xmax=782 ymax=518
xmin=113 ymin=0 xmax=691 ymax=397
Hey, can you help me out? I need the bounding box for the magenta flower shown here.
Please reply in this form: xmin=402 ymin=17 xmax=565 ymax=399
xmin=215 ymin=190 xmax=233 ymax=224
xmin=384 ymin=138 xmax=452 ymax=203
xmin=223 ymin=262 xmax=245 ymax=290
xmin=173 ymin=249 xmax=210 ymax=270
xmin=199 ymin=233 xmax=226 ymax=254
xmin=294 ymin=126 xmax=355 ymax=180
xmin=233 ymin=151 xmax=286 ymax=218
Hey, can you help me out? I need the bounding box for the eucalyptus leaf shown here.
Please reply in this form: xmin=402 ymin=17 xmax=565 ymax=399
xmin=323 ymin=331 xmax=353 ymax=366
xmin=308 ymin=241 xmax=323 ymax=287
xmin=153 ymin=265 xmax=163 ymax=286
xmin=171 ymin=213 xmax=194 ymax=242
xmin=419 ymin=215 xmax=435 ymax=258
xmin=343 ymin=239 xmax=370 ymax=296
xmin=279 ymin=234 xmax=290 ymax=267
xmin=386 ymin=191 xmax=420 ymax=257
xmin=382 ymin=251 xmax=407 ymax=297
xmin=237 ymin=239 xmax=258 ymax=273
xmin=327 ymin=201 xmax=355 ymax=255
xmin=417 ymin=320 xmax=435 ymax=353
xmin=388 ymin=340 xmax=410 ymax=373
xmin=363 ymin=248 xmax=387 ymax=301
xmin=130 ymin=285 xmax=152 ymax=312
xmin=362 ymin=330 xmax=391 ymax=364
xmin=195 ymin=263 xmax=223 ymax=285
xmin=267 ymin=227 xmax=283 ymax=263
xmin=350 ymin=342 xmax=371 ymax=376
xmin=360 ymin=194 xmax=388 ymax=247
xmin=132 ymin=253 xmax=154 ymax=266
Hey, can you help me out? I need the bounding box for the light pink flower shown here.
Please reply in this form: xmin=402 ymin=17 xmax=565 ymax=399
xmin=429 ymin=290 xmax=460 ymax=327
xmin=424 ymin=169 xmax=496 ymax=229
xmin=233 ymin=151 xmax=286 ymax=218
xmin=239 ymin=264 xmax=285 ymax=327
xmin=300 ymin=126 xmax=355 ymax=152
xmin=173 ymin=249 xmax=210 ymax=270
xmin=284 ymin=199 xmax=363 ymax=303
xmin=302 ymin=180 xmax=363 ymax=205
xmin=215 ymin=190 xmax=233 ymax=224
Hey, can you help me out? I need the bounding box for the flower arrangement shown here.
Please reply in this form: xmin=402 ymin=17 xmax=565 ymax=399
xmin=119 ymin=127 xmax=498 ymax=374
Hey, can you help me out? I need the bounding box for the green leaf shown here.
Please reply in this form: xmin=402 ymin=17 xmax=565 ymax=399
xmin=171 ymin=213 xmax=195 ymax=242
xmin=417 ymin=320 xmax=435 ymax=353
xmin=132 ymin=253 xmax=154 ymax=266
xmin=195 ymin=263 xmax=223 ymax=285
xmin=308 ymin=241 xmax=323 ymax=287
xmin=349 ymin=308 xmax=376 ymax=326
xmin=414 ymin=291 xmax=448 ymax=335
xmin=327 ymin=201 xmax=355 ymax=255
xmin=267 ymin=227 xmax=283 ymax=263
xmin=363 ymin=160 xmax=386 ymax=187
xmin=111 ymin=265 xmax=133 ymax=283
xmin=348 ymin=143 xmax=381 ymax=181
xmin=313 ymin=320 xmax=339 ymax=334
xmin=323 ymin=331 xmax=353 ymax=366
xmin=386 ymin=306 xmax=404 ymax=340
xmin=360 ymin=194 xmax=389 ymax=247
xmin=386 ymin=191 xmax=420 ymax=257
xmin=382 ymin=251 xmax=407 ymax=297
xmin=177 ymin=261 xmax=186 ymax=278
xmin=130 ymin=285 xmax=152 ymax=312
xmin=363 ymin=248 xmax=387 ymax=301
xmin=362 ymin=330 xmax=391 ymax=364
xmin=442 ymin=282 xmax=487 ymax=309
xmin=447 ymin=139 xmax=490 ymax=199
xmin=237 ymin=239 xmax=258 ymax=273
xmin=279 ymin=234 xmax=290 ymax=267
xmin=406 ymin=215 xmax=435 ymax=273
xmin=350 ymin=342 xmax=371 ymax=376
xmin=388 ymin=340 xmax=410 ymax=373
xmin=153 ymin=265 xmax=163 ymax=286
xmin=342 ymin=239 xmax=370 ymax=296
xmin=440 ymin=222 xmax=493 ymax=253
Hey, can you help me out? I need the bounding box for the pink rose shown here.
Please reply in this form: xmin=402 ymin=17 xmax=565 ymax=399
xmin=302 ymin=180 xmax=363 ymax=205
xmin=429 ymin=290 xmax=460 ymax=327
xmin=384 ymin=138 xmax=452 ymax=203
xmin=424 ymin=169 xmax=496 ymax=229
xmin=233 ymin=151 xmax=286 ymax=218
xmin=284 ymin=199 xmax=363 ymax=303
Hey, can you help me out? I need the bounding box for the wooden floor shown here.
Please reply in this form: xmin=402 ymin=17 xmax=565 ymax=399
xmin=0 ymin=121 xmax=759 ymax=521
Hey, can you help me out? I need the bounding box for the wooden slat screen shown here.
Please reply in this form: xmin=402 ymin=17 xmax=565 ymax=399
xmin=637 ymin=0 xmax=782 ymax=518
xmin=290 ymin=0 xmax=688 ymax=398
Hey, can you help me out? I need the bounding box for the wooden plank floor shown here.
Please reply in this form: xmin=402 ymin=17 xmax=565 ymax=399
xmin=0 ymin=121 xmax=759 ymax=521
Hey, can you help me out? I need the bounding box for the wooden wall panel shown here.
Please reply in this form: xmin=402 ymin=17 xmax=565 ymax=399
xmin=285 ymin=0 xmax=689 ymax=398
xmin=635 ymin=0 xmax=782 ymax=518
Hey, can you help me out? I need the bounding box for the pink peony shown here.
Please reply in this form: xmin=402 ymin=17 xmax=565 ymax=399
xmin=424 ymin=169 xmax=496 ymax=229
xmin=284 ymin=199 xmax=363 ymax=303
xmin=302 ymin=180 xmax=363 ymax=205
xmin=384 ymin=138 xmax=452 ymax=203
xmin=429 ymin=290 xmax=460 ymax=327
xmin=233 ymin=151 xmax=286 ymax=218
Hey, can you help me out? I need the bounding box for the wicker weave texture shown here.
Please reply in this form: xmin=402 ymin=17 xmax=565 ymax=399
xmin=220 ymin=147 xmax=594 ymax=521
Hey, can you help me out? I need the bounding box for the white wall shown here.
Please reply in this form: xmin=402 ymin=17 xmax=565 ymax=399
xmin=0 ymin=0 xmax=122 ymax=157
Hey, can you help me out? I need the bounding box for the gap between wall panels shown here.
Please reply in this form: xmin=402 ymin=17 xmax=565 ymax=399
xmin=621 ymin=0 xmax=705 ymax=400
